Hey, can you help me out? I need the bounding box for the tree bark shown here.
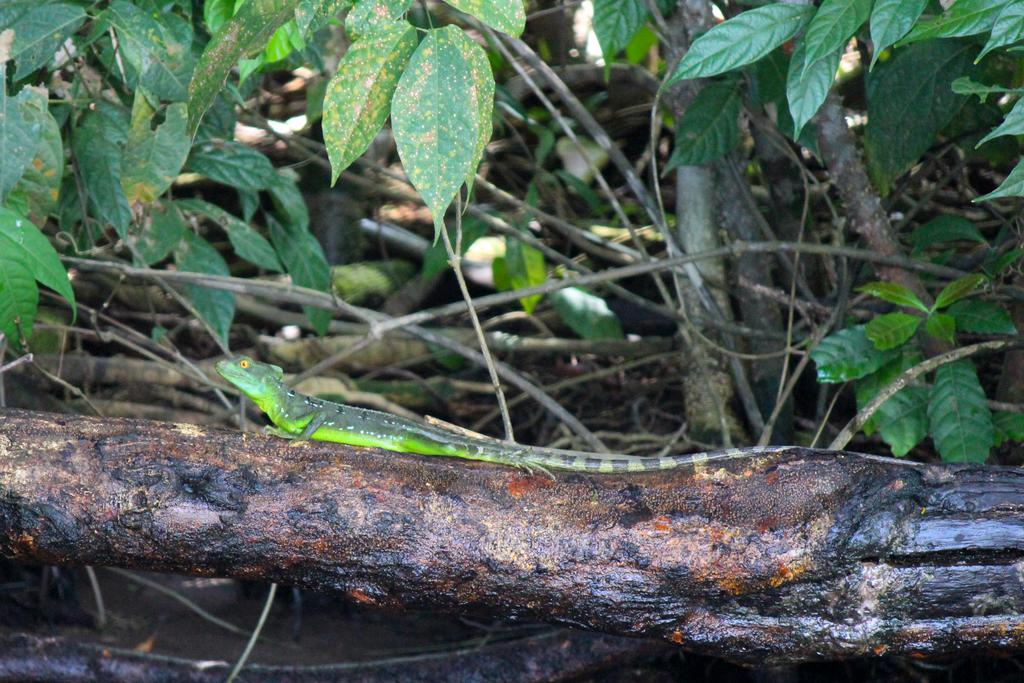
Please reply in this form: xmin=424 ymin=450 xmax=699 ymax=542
xmin=0 ymin=409 xmax=1022 ymax=664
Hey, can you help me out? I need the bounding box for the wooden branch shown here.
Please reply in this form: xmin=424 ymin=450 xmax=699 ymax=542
xmin=1 ymin=409 xmax=1022 ymax=664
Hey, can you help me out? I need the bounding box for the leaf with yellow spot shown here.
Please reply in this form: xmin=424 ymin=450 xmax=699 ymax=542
xmin=392 ymin=26 xmax=491 ymax=237
xmin=345 ymin=0 xmax=412 ymax=39
xmin=444 ymin=0 xmax=525 ymax=37
xmin=121 ymin=98 xmax=190 ymax=204
xmin=324 ymin=21 xmax=417 ymax=182
xmin=188 ymin=0 xmax=298 ymax=135
xmin=461 ymin=29 xmax=494 ymax=194
xmin=9 ymin=87 xmax=62 ymax=225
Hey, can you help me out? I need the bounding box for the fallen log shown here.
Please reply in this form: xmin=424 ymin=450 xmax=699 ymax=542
xmin=0 ymin=408 xmax=1021 ymax=664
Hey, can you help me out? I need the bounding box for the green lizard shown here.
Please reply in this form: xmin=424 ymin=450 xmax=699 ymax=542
xmin=216 ymin=355 xmax=782 ymax=474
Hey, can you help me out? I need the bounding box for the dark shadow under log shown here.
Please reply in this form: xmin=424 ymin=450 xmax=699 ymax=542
xmin=0 ymin=408 xmax=1022 ymax=664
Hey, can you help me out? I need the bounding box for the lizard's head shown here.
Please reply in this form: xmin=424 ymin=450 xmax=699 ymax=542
xmin=215 ymin=355 xmax=285 ymax=408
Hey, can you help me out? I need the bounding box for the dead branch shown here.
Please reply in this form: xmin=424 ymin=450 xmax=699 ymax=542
xmin=0 ymin=409 xmax=1022 ymax=664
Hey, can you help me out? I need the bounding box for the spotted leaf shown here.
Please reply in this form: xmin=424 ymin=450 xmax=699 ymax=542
xmin=324 ymin=21 xmax=417 ymax=182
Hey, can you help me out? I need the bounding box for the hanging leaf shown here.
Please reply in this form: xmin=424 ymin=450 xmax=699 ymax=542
xmin=174 ymin=232 xmax=236 ymax=343
xmin=9 ymin=87 xmax=62 ymax=224
xmin=186 ymin=140 xmax=279 ymax=191
xmin=0 ymin=80 xmax=38 ymax=204
xmin=188 ymin=0 xmax=297 ymax=134
xmin=391 ymin=26 xmax=488 ymax=237
xmin=345 ymin=0 xmax=411 ymax=38
xmin=666 ymin=4 xmax=815 ymax=84
xmin=121 ymin=100 xmax=191 ymax=204
xmin=267 ymin=215 xmax=332 ymax=335
xmin=664 ymin=77 xmax=742 ymax=169
xmin=551 ymin=287 xmax=624 ymax=340
xmin=799 ymin=0 xmax=872 ymax=75
xmin=786 ymin=41 xmax=841 ymax=138
xmin=177 ymin=198 xmax=283 ymax=272
xmin=976 ymin=96 xmax=1024 ymax=147
xmin=901 ymin=0 xmax=1010 ymax=45
xmin=592 ymin=0 xmax=647 ymax=59
xmin=7 ymin=3 xmax=86 ymax=80
xmin=73 ymin=104 xmax=131 ymax=238
xmin=869 ymin=0 xmax=928 ymax=69
xmin=129 ymin=200 xmax=186 ymax=265
xmin=927 ymin=360 xmax=993 ymax=462
xmin=323 ymin=22 xmax=418 ymax=182
xmin=445 ymin=0 xmax=525 ymax=37
xmin=975 ymin=158 xmax=1024 ymax=201
xmin=909 ymin=215 xmax=985 ymax=253
xmin=978 ymin=2 xmax=1024 ymax=60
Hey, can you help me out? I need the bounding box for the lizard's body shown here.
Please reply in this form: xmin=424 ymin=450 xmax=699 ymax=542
xmin=216 ymin=356 xmax=785 ymax=473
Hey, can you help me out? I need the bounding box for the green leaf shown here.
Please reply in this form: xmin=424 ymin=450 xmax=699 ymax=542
xmin=266 ymin=172 xmax=310 ymax=233
xmin=267 ymin=216 xmax=332 ymax=335
xmin=924 ymin=312 xmax=956 ymax=343
xmin=73 ymin=104 xmax=131 ymax=239
xmin=946 ymin=299 xmax=1017 ymax=335
xmin=177 ymin=198 xmax=282 ymax=272
xmin=391 ymin=26 xmax=486 ymax=236
xmin=810 ymin=325 xmax=901 ymax=383
xmin=0 ymin=82 xmax=38 ymax=204
xmin=174 ymin=232 xmax=235 ymax=343
xmin=857 ymin=281 xmax=928 ymax=312
xmin=7 ymin=3 xmax=86 ymax=79
xmin=865 ymin=40 xmax=974 ymax=194
xmin=927 ymin=360 xmax=993 ymax=462
xmin=664 ymin=78 xmax=742 ymax=169
xmin=983 ymin=247 xmax=1023 ymax=276
xmin=323 ymin=22 xmax=418 ymax=182
xmin=976 ymin=96 xmax=1024 ymax=147
xmin=0 ymin=206 xmax=75 ymax=320
xmin=666 ymin=4 xmax=815 ymax=84
xmin=993 ymin=411 xmax=1024 ymax=446
xmin=978 ymin=2 xmax=1024 ymax=60
xmin=296 ymin=0 xmax=354 ymax=34
xmin=934 ymin=273 xmax=986 ymax=310
xmin=909 ymin=214 xmax=985 ymax=253
xmin=866 ymin=312 xmax=921 ymax=350
xmin=121 ymin=100 xmax=190 ymax=204
xmin=345 ymin=0 xmax=411 ymax=38
xmin=102 ymin=0 xmax=193 ymax=102
xmin=901 ymin=0 xmax=1009 ymax=45
xmin=445 ymin=0 xmax=525 ymax=37
xmin=592 ymin=0 xmax=648 ymax=59
xmin=129 ymin=200 xmax=186 ymax=265
xmin=854 ymin=348 xmax=924 ymax=447
xmin=869 ymin=0 xmax=928 ymax=69
xmin=800 ymin=0 xmax=872 ymax=74
xmin=203 ymin=0 xmax=234 ymax=33
xmin=551 ymin=287 xmax=624 ymax=340
xmin=462 ymin=24 xmax=494 ymax=193
xmin=10 ymin=86 xmax=62 ymax=225
xmin=951 ymin=76 xmax=1021 ymax=102
xmin=975 ymin=158 xmax=1024 ymax=201
xmin=186 ymin=141 xmax=278 ymax=191
xmin=0 ymin=224 xmax=37 ymax=346
xmin=875 ymin=385 xmax=929 ymax=456
xmin=787 ymin=41 xmax=842 ymax=138
xmin=502 ymin=234 xmax=546 ymax=314
xmin=188 ymin=0 xmax=297 ymax=135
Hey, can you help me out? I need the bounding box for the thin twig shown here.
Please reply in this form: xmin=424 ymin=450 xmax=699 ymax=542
xmin=442 ymin=195 xmax=515 ymax=441
xmin=829 ymin=340 xmax=1024 ymax=451
xmin=225 ymin=582 xmax=278 ymax=683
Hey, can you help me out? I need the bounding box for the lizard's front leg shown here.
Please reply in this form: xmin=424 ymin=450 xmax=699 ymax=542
xmin=297 ymin=411 xmax=328 ymax=440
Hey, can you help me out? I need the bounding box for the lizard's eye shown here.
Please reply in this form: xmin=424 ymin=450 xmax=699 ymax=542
xmin=239 ymin=359 xmax=250 ymax=369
